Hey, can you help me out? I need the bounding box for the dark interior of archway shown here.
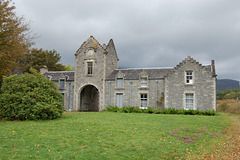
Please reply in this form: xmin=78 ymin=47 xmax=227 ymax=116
xmin=80 ymin=85 xmax=99 ymax=112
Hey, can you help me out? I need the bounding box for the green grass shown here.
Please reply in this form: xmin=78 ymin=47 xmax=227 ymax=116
xmin=0 ymin=112 xmax=230 ymax=159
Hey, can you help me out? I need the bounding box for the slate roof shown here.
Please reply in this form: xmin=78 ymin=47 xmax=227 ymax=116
xmin=43 ymin=65 xmax=211 ymax=81
xmin=43 ymin=71 xmax=74 ymax=81
xmin=106 ymin=68 xmax=173 ymax=80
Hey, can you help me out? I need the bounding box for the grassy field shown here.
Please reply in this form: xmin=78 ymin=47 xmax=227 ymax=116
xmin=0 ymin=112 xmax=233 ymax=159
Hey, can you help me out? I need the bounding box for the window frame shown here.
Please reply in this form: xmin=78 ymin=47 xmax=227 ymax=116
xmin=87 ymin=61 xmax=93 ymax=75
xmin=140 ymin=93 xmax=148 ymax=109
xmin=140 ymin=77 xmax=148 ymax=88
xmin=185 ymin=93 xmax=194 ymax=110
xmin=60 ymin=79 xmax=65 ymax=89
xmin=116 ymin=78 xmax=124 ymax=88
xmin=61 ymin=93 xmax=65 ymax=107
xmin=116 ymin=93 xmax=123 ymax=108
xmin=185 ymin=71 xmax=193 ymax=84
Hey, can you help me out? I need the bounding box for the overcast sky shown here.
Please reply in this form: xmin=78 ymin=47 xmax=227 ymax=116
xmin=14 ymin=0 xmax=240 ymax=80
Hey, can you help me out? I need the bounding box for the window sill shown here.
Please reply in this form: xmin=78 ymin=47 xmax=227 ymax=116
xmin=140 ymin=107 xmax=148 ymax=109
xmin=184 ymin=108 xmax=196 ymax=110
xmin=139 ymin=87 xmax=149 ymax=90
xmin=86 ymin=75 xmax=93 ymax=77
xmin=114 ymin=87 xmax=125 ymax=90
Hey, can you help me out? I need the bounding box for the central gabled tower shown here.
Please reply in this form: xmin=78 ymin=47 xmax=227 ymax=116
xmin=73 ymin=36 xmax=118 ymax=111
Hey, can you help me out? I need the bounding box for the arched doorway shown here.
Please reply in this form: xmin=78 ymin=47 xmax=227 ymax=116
xmin=80 ymin=85 xmax=99 ymax=112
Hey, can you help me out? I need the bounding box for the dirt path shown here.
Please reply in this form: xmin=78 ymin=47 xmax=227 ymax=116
xmin=205 ymin=113 xmax=240 ymax=159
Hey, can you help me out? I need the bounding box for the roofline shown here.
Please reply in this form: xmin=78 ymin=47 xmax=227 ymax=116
xmin=45 ymin=71 xmax=75 ymax=73
xmin=117 ymin=67 xmax=173 ymax=70
xmin=105 ymin=77 xmax=165 ymax=81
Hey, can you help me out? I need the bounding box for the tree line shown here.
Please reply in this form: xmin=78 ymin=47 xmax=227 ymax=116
xmin=217 ymin=88 xmax=240 ymax=100
xmin=0 ymin=0 xmax=73 ymax=84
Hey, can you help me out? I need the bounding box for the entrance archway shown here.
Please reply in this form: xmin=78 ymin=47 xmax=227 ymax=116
xmin=80 ymin=85 xmax=99 ymax=111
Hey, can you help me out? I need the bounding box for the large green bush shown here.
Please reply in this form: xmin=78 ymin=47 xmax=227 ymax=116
xmin=0 ymin=68 xmax=63 ymax=120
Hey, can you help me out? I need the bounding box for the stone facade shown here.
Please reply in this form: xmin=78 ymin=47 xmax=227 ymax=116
xmin=165 ymin=57 xmax=217 ymax=111
xmin=42 ymin=71 xmax=74 ymax=111
xmin=44 ymin=36 xmax=217 ymax=111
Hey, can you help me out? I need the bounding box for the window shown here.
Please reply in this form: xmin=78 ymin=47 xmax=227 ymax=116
xmin=186 ymin=71 xmax=193 ymax=84
xmin=185 ymin=93 xmax=194 ymax=110
xmin=61 ymin=93 xmax=64 ymax=107
xmin=116 ymin=78 xmax=123 ymax=88
xmin=140 ymin=94 xmax=147 ymax=109
xmin=87 ymin=62 xmax=93 ymax=75
xmin=60 ymin=79 xmax=65 ymax=88
xmin=140 ymin=77 xmax=147 ymax=87
xmin=116 ymin=93 xmax=123 ymax=108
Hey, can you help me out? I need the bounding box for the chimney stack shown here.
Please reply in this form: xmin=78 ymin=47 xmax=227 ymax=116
xmin=211 ymin=60 xmax=216 ymax=77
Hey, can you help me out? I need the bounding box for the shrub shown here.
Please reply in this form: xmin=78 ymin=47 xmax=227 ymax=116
xmin=106 ymin=106 xmax=119 ymax=112
xmin=0 ymin=68 xmax=63 ymax=121
xmin=105 ymin=106 xmax=216 ymax=116
xmin=145 ymin=107 xmax=154 ymax=114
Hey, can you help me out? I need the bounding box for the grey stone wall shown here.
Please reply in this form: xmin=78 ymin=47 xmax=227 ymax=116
xmin=165 ymin=57 xmax=216 ymax=111
xmin=74 ymin=37 xmax=105 ymax=111
xmin=55 ymin=80 xmax=74 ymax=111
xmin=71 ymin=37 xmax=216 ymax=112
xmin=104 ymin=78 xmax=165 ymax=109
xmin=73 ymin=36 xmax=118 ymax=111
xmin=105 ymin=40 xmax=119 ymax=78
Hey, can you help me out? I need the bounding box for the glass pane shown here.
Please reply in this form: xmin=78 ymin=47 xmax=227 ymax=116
xmin=60 ymin=79 xmax=65 ymax=88
xmin=117 ymin=78 xmax=123 ymax=88
xmin=186 ymin=93 xmax=194 ymax=109
xmin=87 ymin=62 xmax=93 ymax=74
xmin=61 ymin=93 xmax=64 ymax=107
xmin=141 ymin=78 xmax=147 ymax=87
xmin=186 ymin=94 xmax=193 ymax=99
xmin=141 ymin=99 xmax=147 ymax=107
xmin=116 ymin=93 xmax=123 ymax=108
xmin=141 ymin=94 xmax=147 ymax=99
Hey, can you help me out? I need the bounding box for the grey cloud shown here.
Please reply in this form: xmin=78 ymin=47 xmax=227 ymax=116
xmin=14 ymin=0 xmax=240 ymax=80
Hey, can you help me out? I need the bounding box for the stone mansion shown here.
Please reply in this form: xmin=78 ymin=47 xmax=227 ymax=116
xmin=42 ymin=36 xmax=217 ymax=111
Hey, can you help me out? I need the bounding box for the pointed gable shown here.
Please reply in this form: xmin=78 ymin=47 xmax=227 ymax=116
xmin=168 ymin=56 xmax=215 ymax=77
xmin=75 ymin=35 xmax=105 ymax=56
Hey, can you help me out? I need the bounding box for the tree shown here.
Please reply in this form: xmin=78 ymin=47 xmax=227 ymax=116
xmin=19 ymin=48 xmax=65 ymax=72
xmin=0 ymin=68 xmax=63 ymax=120
xmin=0 ymin=0 xmax=32 ymax=82
xmin=65 ymin=64 xmax=74 ymax=71
xmin=217 ymin=88 xmax=240 ymax=100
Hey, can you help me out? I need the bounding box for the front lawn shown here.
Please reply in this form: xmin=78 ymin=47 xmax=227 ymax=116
xmin=0 ymin=112 xmax=230 ymax=159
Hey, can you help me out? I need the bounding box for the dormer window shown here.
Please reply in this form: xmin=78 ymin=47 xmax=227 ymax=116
xmin=60 ymin=79 xmax=65 ymax=88
xmin=140 ymin=77 xmax=147 ymax=87
xmin=185 ymin=71 xmax=193 ymax=84
xmin=116 ymin=78 xmax=123 ymax=88
xmin=87 ymin=62 xmax=93 ymax=75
